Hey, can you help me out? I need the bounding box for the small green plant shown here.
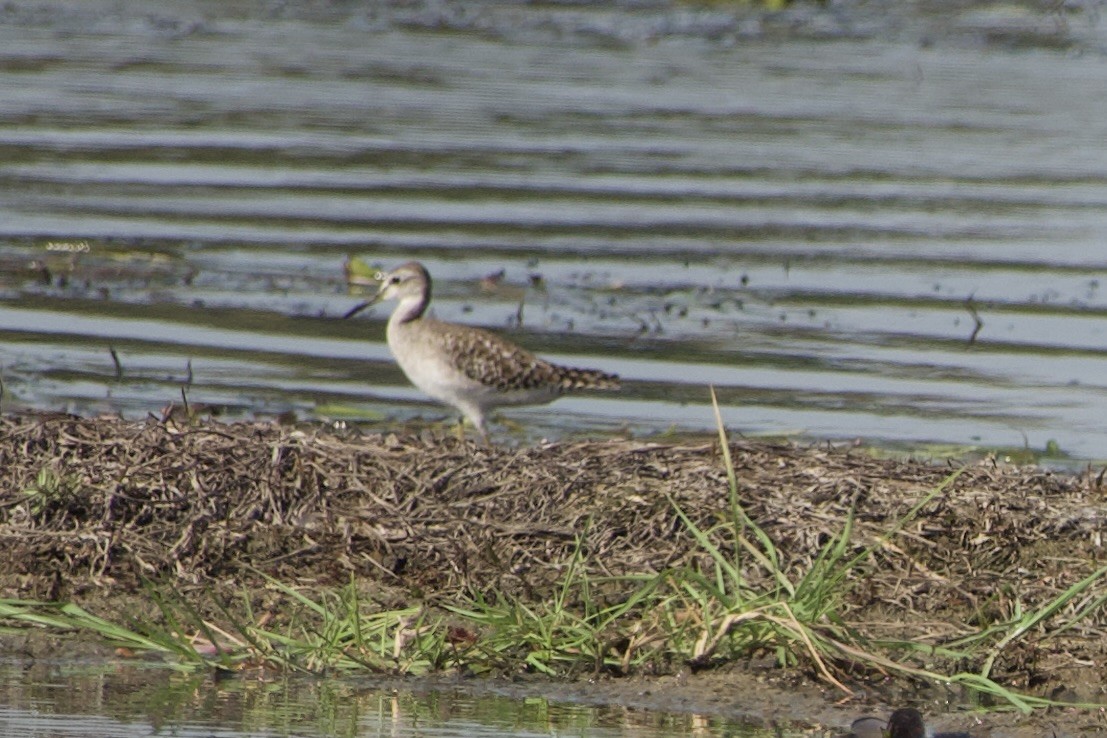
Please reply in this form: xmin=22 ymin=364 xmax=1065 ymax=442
xmin=0 ymin=579 xmax=449 ymax=675
xmin=0 ymin=599 xmax=187 ymax=658
xmin=242 ymin=573 xmax=446 ymax=673
xmin=22 ymin=466 xmax=81 ymax=516
xmin=641 ymin=388 xmax=870 ymax=691
xmin=642 ymin=389 xmax=1097 ymax=712
xmin=445 ymin=536 xmax=663 ymax=676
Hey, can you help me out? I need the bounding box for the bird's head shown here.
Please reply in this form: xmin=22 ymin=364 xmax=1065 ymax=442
xmin=344 ymin=261 xmax=431 ymax=319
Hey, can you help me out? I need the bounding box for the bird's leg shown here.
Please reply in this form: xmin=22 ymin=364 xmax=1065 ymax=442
xmin=471 ymin=416 xmax=490 ymax=446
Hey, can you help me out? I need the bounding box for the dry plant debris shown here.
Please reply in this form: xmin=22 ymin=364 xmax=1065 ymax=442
xmin=1 ymin=413 xmax=1107 ymax=687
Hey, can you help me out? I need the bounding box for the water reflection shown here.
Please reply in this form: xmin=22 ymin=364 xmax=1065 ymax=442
xmin=2 ymin=1 xmax=1107 ymax=460
xmin=0 ymin=659 xmax=802 ymax=738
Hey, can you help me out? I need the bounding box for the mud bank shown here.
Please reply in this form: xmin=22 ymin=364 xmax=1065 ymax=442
xmin=2 ymin=414 xmax=1106 ymax=734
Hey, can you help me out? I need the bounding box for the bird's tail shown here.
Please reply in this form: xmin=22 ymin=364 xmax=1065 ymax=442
xmin=557 ymin=367 xmax=620 ymax=391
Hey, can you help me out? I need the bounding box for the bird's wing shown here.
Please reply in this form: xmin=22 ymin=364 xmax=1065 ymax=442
xmin=427 ymin=320 xmax=559 ymax=392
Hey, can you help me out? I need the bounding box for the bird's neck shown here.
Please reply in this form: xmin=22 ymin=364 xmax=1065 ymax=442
xmin=392 ymin=292 xmax=429 ymax=325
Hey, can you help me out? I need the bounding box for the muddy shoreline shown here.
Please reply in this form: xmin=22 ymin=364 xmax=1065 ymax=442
xmin=1 ymin=629 xmax=1098 ymax=737
xmin=3 ymin=413 xmax=1107 ymax=735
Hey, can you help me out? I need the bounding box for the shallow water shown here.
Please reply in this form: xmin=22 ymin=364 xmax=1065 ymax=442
xmin=3 ymin=0 xmax=1107 ymax=462
xmin=0 ymin=658 xmax=804 ymax=738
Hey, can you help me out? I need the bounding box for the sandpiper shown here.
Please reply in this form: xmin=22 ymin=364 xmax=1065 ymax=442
xmin=345 ymin=261 xmax=619 ymax=440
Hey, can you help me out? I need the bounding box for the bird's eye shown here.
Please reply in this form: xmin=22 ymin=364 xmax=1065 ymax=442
xmin=390 ymin=276 xmax=401 ymax=284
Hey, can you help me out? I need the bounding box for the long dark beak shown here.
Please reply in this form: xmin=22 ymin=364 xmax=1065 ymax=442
xmin=343 ymin=294 xmax=380 ymax=319
xmin=344 ymin=269 xmax=388 ymax=319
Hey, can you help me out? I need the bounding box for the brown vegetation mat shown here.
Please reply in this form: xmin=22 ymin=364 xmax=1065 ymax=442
xmin=3 ymin=413 xmax=1107 ymax=695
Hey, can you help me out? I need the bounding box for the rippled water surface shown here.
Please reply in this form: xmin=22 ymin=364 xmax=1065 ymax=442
xmin=3 ymin=0 xmax=1107 ymax=461
xmin=0 ymin=658 xmax=800 ymax=738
